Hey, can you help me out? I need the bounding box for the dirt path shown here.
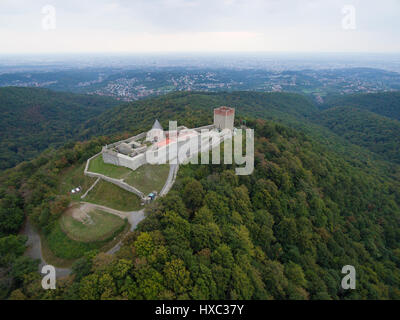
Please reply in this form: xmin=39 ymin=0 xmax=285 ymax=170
xmin=21 ymin=220 xmax=72 ymax=279
xmin=77 ymin=202 xmax=131 ymax=220
xmin=21 ymin=163 xmax=178 ymax=278
xmin=107 ymin=209 xmax=145 ymax=254
xmin=21 ymin=205 xmax=146 ymax=279
xmin=61 ymin=202 xmax=147 ymax=257
xmin=160 ymin=163 xmax=179 ymax=196
xmin=80 ymin=177 xmax=100 ymax=199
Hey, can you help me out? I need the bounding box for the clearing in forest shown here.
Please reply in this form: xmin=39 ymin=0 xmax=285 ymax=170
xmin=60 ymin=204 xmax=126 ymax=242
xmin=88 ymin=155 xmax=170 ymax=194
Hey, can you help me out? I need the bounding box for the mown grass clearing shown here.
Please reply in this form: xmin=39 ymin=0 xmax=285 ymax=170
xmin=59 ymin=162 xmax=96 ymax=201
xmin=45 ymin=220 xmax=128 ymax=260
xmin=88 ymin=154 xmax=170 ymax=195
xmin=60 ymin=206 xmax=126 ymax=242
xmin=41 ymin=233 xmax=77 ymax=268
xmin=84 ymin=180 xmax=142 ymax=211
xmin=46 ymin=223 xmax=106 ymax=260
xmin=124 ymin=164 xmax=170 ymax=194
xmin=88 ymin=154 xmax=131 ymax=179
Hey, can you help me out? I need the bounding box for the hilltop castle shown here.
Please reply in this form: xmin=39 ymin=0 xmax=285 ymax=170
xmin=101 ymin=106 xmax=236 ymax=171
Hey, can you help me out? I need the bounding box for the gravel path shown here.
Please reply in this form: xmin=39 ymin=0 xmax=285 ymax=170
xmin=22 ymin=207 xmax=146 ymax=278
xmin=80 ymin=177 xmax=100 ymax=199
xmin=22 ymin=163 xmax=178 ymax=278
xmin=22 ymin=220 xmax=72 ymax=279
xmin=106 ymin=209 xmax=145 ymax=254
xmin=77 ymin=202 xmax=131 ymax=219
xmin=160 ymin=163 xmax=179 ymax=196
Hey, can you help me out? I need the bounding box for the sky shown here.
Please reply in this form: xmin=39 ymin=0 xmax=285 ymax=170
xmin=0 ymin=0 xmax=400 ymax=53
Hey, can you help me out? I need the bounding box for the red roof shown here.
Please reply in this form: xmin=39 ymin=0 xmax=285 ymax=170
xmin=156 ymin=138 xmax=172 ymax=147
xmin=156 ymin=130 xmax=198 ymax=147
xmin=214 ymin=106 xmax=234 ymax=116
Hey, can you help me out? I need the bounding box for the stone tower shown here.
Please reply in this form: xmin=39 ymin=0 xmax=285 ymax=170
xmin=214 ymin=106 xmax=235 ymax=130
xmin=146 ymin=119 xmax=165 ymax=142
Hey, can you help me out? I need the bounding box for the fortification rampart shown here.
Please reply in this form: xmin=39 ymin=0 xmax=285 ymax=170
xmin=85 ymin=170 xmax=145 ymax=199
xmin=84 ymin=152 xmax=145 ymax=199
xmin=194 ymin=124 xmax=216 ymax=132
xmin=105 ymin=132 xmax=147 ymax=149
xmin=83 ymin=108 xmax=234 ymax=201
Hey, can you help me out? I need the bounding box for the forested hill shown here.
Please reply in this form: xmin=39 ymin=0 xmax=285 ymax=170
xmin=80 ymin=91 xmax=318 ymax=139
xmin=322 ymin=92 xmax=400 ymax=121
xmin=81 ymin=90 xmax=398 ymax=174
xmin=1 ymin=88 xmax=397 ymax=171
xmin=314 ymin=107 xmax=400 ymax=164
xmin=0 ymin=87 xmax=119 ymax=170
xmin=1 ymin=89 xmax=400 ymax=299
xmin=1 ymin=114 xmax=399 ymax=299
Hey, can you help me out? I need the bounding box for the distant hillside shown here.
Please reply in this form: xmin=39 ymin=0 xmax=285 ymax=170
xmin=323 ymin=92 xmax=400 ymax=121
xmin=0 ymin=87 xmax=119 ymax=169
xmin=81 ymin=91 xmax=391 ymax=172
xmin=2 ymin=88 xmax=397 ymax=173
xmin=1 ymin=89 xmax=400 ymax=300
xmin=80 ymin=91 xmax=318 ymax=138
xmin=1 ymin=111 xmax=400 ymax=300
xmin=314 ymin=106 xmax=400 ymax=164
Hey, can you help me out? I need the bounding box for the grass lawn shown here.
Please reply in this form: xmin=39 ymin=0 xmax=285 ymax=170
xmin=59 ymin=162 xmax=97 ymax=201
xmin=89 ymin=154 xmax=170 ymax=195
xmin=60 ymin=208 xmax=126 ymax=242
xmin=45 ymin=220 xmax=128 ymax=260
xmin=85 ymin=180 xmax=142 ymax=211
xmin=88 ymin=154 xmax=132 ymax=179
xmin=46 ymin=223 xmax=107 ymax=260
xmin=124 ymin=164 xmax=170 ymax=194
xmin=41 ymin=233 xmax=78 ymax=268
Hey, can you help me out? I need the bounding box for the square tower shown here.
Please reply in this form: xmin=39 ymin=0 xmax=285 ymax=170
xmin=214 ymin=106 xmax=235 ymax=130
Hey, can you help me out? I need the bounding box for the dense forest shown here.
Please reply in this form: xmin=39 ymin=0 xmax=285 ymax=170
xmin=1 ymin=116 xmax=399 ymax=299
xmin=314 ymin=106 xmax=400 ymax=164
xmin=0 ymin=87 xmax=119 ymax=170
xmin=79 ymin=91 xmax=318 ymax=139
xmin=82 ymin=90 xmax=400 ymax=174
xmin=323 ymin=92 xmax=400 ymax=121
xmin=0 ymin=89 xmax=400 ymax=299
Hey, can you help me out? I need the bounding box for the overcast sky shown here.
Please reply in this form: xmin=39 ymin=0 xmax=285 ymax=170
xmin=1 ymin=0 xmax=399 ymax=53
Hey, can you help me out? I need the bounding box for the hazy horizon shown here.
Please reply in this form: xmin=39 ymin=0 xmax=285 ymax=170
xmin=1 ymin=0 xmax=400 ymax=54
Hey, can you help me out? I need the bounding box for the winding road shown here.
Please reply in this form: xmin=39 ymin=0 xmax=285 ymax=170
xmin=22 ymin=219 xmax=72 ymax=278
xmin=160 ymin=163 xmax=179 ymax=196
xmin=22 ymin=163 xmax=178 ymax=279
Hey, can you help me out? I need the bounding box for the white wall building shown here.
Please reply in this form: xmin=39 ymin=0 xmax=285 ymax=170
xmin=214 ymin=106 xmax=235 ymax=130
xmin=102 ymin=107 xmax=236 ymax=170
xmin=146 ymin=119 xmax=165 ymax=142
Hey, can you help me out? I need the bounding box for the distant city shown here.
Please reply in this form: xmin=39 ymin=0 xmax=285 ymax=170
xmin=0 ymin=53 xmax=399 ymax=103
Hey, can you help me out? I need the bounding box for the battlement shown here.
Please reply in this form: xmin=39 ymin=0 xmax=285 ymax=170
xmin=214 ymin=106 xmax=235 ymax=130
xmin=101 ymin=106 xmax=235 ymax=171
xmin=214 ymin=106 xmax=235 ymax=116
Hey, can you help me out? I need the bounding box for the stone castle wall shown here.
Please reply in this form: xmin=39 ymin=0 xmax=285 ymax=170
xmin=194 ymin=124 xmax=216 ymax=132
xmin=102 ymin=149 xmax=147 ymax=171
xmin=83 ymin=108 xmax=235 ymax=201
xmin=84 ymin=152 xmax=145 ymax=199
xmin=106 ymin=132 xmax=147 ymax=149
xmin=214 ymin=107 xmax=235 ymax=130
xmin=102 ymin=149 xmax=119 ymax=166
xmin=101 ymin=111 xmax=233 ymax=176
xmin=85 ymin=170 xmax=145 ymax=199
